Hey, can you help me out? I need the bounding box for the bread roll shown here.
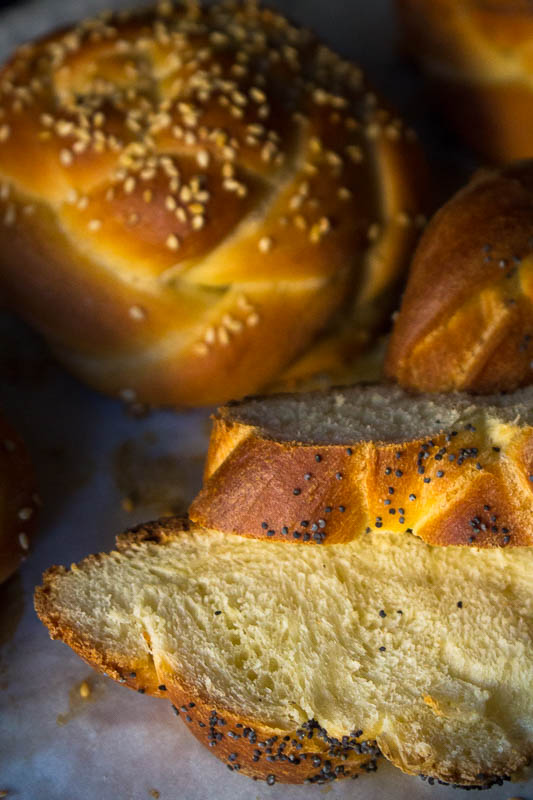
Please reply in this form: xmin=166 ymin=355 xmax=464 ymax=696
xmin=35 ymin=517 xmax=533 ymax=787
xmin=190 ymin=384 xmax=533 ymax=547
xmin=0 ymin=1 xmax=423 ymax=407
xmin=396 ymin=0 xmax=533 ymax=162
xmin=0 ymin=410 xmax=38 ymax=583
xmin=386 ymin=161 xmax=533 ymax=393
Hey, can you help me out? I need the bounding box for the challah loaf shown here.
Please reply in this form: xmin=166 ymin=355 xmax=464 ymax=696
xmin=386 ymin=162 xmax=533 ymax=394
xmin=396 ymin=0 xmax=533 ymax=163
xmin=0 ymin=1 xmax=423 ymax=407
xmin=35 ymin=517 xmax=533 ymax=787
xmin=190 ymin=384 xmax=533 ymax=547
xmin=0 ymin=409 xmax=38 ymax=583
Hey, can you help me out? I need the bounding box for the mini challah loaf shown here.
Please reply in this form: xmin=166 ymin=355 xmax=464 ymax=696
xmin=0 ymin=410 xmax=38 ymax=583
xmin=396 ymin=0 xmax=533 ymax=163
xmin=0 ymin=1 xmax=423 ymax=407
xmin=386 ymin=161 xmax=533 ymax=394
xmin=190 ymin=384 xmax=533 ymax=547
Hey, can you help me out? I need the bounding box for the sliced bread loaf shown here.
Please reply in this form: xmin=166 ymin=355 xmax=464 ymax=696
xmin=190 ymin=384 xmax=533 ymax=547
xmin=35 ymin=518 xmax=533 ymax=787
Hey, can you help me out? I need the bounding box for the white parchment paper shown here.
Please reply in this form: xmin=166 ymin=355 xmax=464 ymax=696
xmin=0 ymin=1 xmax=531 ymax=798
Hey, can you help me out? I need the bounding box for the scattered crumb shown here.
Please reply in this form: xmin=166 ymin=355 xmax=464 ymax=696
xmin=121 ymin=496 xmax=134 ymax=512
xmin=149 ymin=791 xmax=160 ymax=799
xmin=57 ymin=674 xmax=106 ymax=726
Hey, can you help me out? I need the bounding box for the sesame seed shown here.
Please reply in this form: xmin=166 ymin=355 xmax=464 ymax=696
xmin=166 ymin=233 xmax=180 ymax=251
xmin=88 ymin=219 xmax=102 ymax=232
xmin=258 ymin=236 xmax=273 ymax=253
xmin=59 ymin=148 xmax=73 ymax=166
xmin=18 ymin=532 xmax=29 ymax=550
xmin=129 ymin=305 xmax=146 ymax=321
xmin=196 ymin=149 xmax=210 ymax=168
xmin=17 ymin=507 xmax=33 ymax=521
xmin=246 ymin=312 xmax=260 ymax=327
xmin=124 ymin=176 xmax=136 ymax=194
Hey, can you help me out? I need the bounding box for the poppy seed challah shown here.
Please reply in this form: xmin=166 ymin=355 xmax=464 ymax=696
xmin=35 ymin=517 xmax=533 ymax=787
xmin=0 ymin=1 xmax=424 ymax=407
xmin=190 ymin=383 xmax=533 ymax=547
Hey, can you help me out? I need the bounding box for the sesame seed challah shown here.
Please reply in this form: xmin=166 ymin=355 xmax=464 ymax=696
xmin=386 ymin=161 xmax=533 ymax=394
xmin=396 ymin=0 xmax=533 ymax=163
xmin=35 ymin=517 xmax=533 ymax=787
xmin=0 ymin=1 xmax=424 ymax=407
xmin=189 ymin=384 xmax=533 ymax=547
xmin=0 ymin=409 xmax=38 ymax=583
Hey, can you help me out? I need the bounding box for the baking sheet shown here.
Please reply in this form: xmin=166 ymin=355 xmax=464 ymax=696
xmin=0 ymin=1 xmax=531 ymax=798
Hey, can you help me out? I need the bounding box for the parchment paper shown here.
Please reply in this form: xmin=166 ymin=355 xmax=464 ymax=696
xmin=0 ymin=1 xmax=531 ymax=798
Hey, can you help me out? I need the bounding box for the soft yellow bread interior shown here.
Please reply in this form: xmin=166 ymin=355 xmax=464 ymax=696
xmin=37 ymin=523 xmax=533 ymax=785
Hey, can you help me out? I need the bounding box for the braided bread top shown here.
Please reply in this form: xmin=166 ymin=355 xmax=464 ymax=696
xmin=0 ymin=1 xmax=423 ymax=405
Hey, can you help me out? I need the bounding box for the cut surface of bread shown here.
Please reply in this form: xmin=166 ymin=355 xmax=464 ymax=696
xmin=190 ymin=384 xmax=533 ymax=547
xmin=35 ymin=518 xmax=533 ymax=786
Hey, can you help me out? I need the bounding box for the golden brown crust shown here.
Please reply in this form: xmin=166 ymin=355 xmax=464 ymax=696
xmin=190 ymin=396 xmax=533 ymax=547
xmin=164 ymin=683 xmax=377 ymax=785
xmin=0 ymin=1 xmax=424 ymax=407
xmin=396 ymin=0 xmax=533 ymax=162
xmin=386 ymin=161 xmax=533 ymax=394
xmin=0 ymin=410 xmax=38 ymax=583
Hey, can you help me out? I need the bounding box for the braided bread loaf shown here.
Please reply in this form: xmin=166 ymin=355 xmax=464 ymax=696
xmin=386 ymin=161 xmax=533 ymax=394
xmin=35 ymin=517 xmax=533 ymax=787
xmin=0 ymin=1 xmax=423 ymax=407
xmin=190 ymin=384 xmax=533 ymax=548
xmin=396 ymin=0 xmax=533 ymax=163
xmin=0 ymin=410 xmax=38 ymax=583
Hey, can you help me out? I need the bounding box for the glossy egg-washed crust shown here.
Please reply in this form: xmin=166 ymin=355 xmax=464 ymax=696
xmin=386 ymin=162 xmax=533 ymax=394
xmin=396 ymin=0 xmax=533 ymax=163
xmin=34 ymin=517 xmax=522 ymax=788
xmin=0 ymin=410 xmax=38 ymax=583
xmin=0 ymin=1 xmax=424 ymax=407
xmin=190 ymin=391 xmax=533 ymax=547
xmin=34 ymin=518 xmax=379 ymax=786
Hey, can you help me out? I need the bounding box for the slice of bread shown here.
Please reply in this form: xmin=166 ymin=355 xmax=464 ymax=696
xmin=190 ymin=384 xmax=533 ymax=547
xmin=35 ymin=518 xmax=533 ymax=787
